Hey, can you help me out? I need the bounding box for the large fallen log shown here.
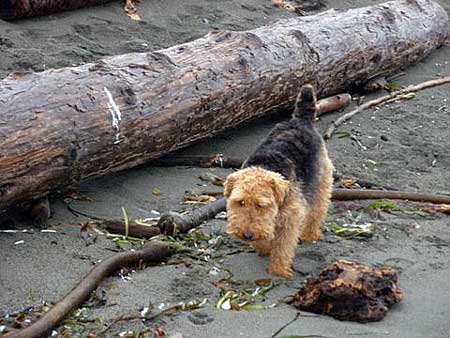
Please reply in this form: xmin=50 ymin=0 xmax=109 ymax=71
xmin=0 ymin=0 xmax=448 ymax=212
xmin=0 ymin=0 xmax=113 ymax=20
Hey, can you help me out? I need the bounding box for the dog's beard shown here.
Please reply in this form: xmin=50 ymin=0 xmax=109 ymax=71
xmin=226 ymin=223 xmax=275 ymax=242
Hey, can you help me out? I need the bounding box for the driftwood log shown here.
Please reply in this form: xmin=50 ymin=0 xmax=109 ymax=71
xmin=0 ymin=0 xmax=449 ymax=212
xmin=292 ymin=260 xmax=403 ymax=322
xmin=0 ymin=0 xmax=114 ymax=20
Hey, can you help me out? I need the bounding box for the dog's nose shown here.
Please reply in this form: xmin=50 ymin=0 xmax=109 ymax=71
xmin=242 ymin=230 xmax=254 ymax=240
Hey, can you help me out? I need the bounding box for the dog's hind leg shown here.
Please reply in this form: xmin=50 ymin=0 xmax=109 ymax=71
xmin=300 ymin=150 xmax=333 ymax=241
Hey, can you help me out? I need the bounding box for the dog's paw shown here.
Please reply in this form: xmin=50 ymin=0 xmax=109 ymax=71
xmin=300 ymin=229 xmax=322 ymax=241
xmin=267 ymin=264 xmax=293 ymax=279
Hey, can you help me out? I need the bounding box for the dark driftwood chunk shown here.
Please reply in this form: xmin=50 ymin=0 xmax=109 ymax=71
xmin=292 ymin=260 xmax=403 ymax=322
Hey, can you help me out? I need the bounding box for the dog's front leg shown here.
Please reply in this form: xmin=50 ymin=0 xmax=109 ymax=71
xmin=267 ymin=204 xmax=303 ymax=278
xmin=253 ymin=240 xmax=272 ymax=256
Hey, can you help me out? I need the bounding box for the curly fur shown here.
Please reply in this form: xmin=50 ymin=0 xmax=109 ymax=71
xmin=224 ymin=84 xmax=333 ymax=278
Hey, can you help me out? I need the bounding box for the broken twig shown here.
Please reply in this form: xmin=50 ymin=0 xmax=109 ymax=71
xmin=324 ymin=75 xmax=450 ymax=140
xmin=316 ymin=93 xmax=352 ymax=116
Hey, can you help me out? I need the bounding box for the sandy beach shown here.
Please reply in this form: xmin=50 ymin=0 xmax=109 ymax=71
xmin=1 ymin=0 xmax=450 ymax=337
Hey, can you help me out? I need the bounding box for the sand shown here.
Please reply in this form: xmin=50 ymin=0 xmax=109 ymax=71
xmin=1 ymin=0 xmax=450 ymax=337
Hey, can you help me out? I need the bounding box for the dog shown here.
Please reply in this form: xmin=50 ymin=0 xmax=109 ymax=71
xmin=223 ymin=84 xmax=333 ymax=278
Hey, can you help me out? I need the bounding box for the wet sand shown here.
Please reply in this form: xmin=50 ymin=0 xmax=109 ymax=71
xmin=1 ymin=1 xmax=450 ymax=337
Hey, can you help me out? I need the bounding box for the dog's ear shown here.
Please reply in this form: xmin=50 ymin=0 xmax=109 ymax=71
xmin=271 ymin=175 xmax=290 ymax=205
xmin=223 ymin=171 xmax=239 ymax=199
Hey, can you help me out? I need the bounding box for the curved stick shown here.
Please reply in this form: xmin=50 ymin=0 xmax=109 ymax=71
xmin=324 ymin=75 xmax=450 ymax=140
xmin=4 ymin=242 xmax=173 ymax=338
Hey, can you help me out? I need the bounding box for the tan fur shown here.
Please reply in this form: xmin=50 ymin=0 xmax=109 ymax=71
xmin=299 ymin=146 xmax=334 ymax=241
xmin=224 ymin=167 xmax=288 ymax=242
xmin=224 ymin=155 xmax=333 ymax=278
xmin=224 ymin=167 xmax=306 ymax=278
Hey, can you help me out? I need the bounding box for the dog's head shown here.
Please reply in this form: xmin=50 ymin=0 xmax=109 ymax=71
xmin=223 ymin=167 xmax=290 ymax=242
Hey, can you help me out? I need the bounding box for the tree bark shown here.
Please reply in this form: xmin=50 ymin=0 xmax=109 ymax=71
xmin=0 ymin=0 xmax=113 ymax=20
xmin=0 ymin=0 xmax=448 ymax=212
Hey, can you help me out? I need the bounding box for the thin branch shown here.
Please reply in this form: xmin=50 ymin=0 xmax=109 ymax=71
xmin=324 ymin=75 xmax=450 ymax=140
xmin=269 ymin=312 xmax=329 ymax=338
xmin=270 ymin=312 xmax=300 ymax=338
xmin=332 ymin=188 xmax=450 ymax=204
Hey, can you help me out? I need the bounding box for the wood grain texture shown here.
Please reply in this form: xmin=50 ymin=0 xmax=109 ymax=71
xmin=0 ymin=0 xmax=448 ymax=211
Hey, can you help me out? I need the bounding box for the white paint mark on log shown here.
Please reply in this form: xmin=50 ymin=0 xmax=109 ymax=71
xmin=104 ymin=87 xmax=123 ymax=144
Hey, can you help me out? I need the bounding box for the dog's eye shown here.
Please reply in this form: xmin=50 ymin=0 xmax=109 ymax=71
xmin=240 ymin=200 xmax=245 ymax=206
xmin=257 ymin=199 xmax=270 ymax=208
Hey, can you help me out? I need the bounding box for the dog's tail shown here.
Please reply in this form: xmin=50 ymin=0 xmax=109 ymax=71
xmin=293 ymin=84 xmax=317 ymax=123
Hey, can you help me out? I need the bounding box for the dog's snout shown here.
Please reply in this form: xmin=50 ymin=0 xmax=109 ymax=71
xmin=242 ymin=230 xmax=254 ymax=240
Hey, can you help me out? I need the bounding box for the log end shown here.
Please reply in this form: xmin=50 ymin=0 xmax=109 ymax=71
xmin=157 ymin=212 xmax=190 ymax=235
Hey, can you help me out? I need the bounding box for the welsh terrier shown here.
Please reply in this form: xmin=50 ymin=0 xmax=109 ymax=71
xmin=223 ymin=85 xmax=333 ymax=278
